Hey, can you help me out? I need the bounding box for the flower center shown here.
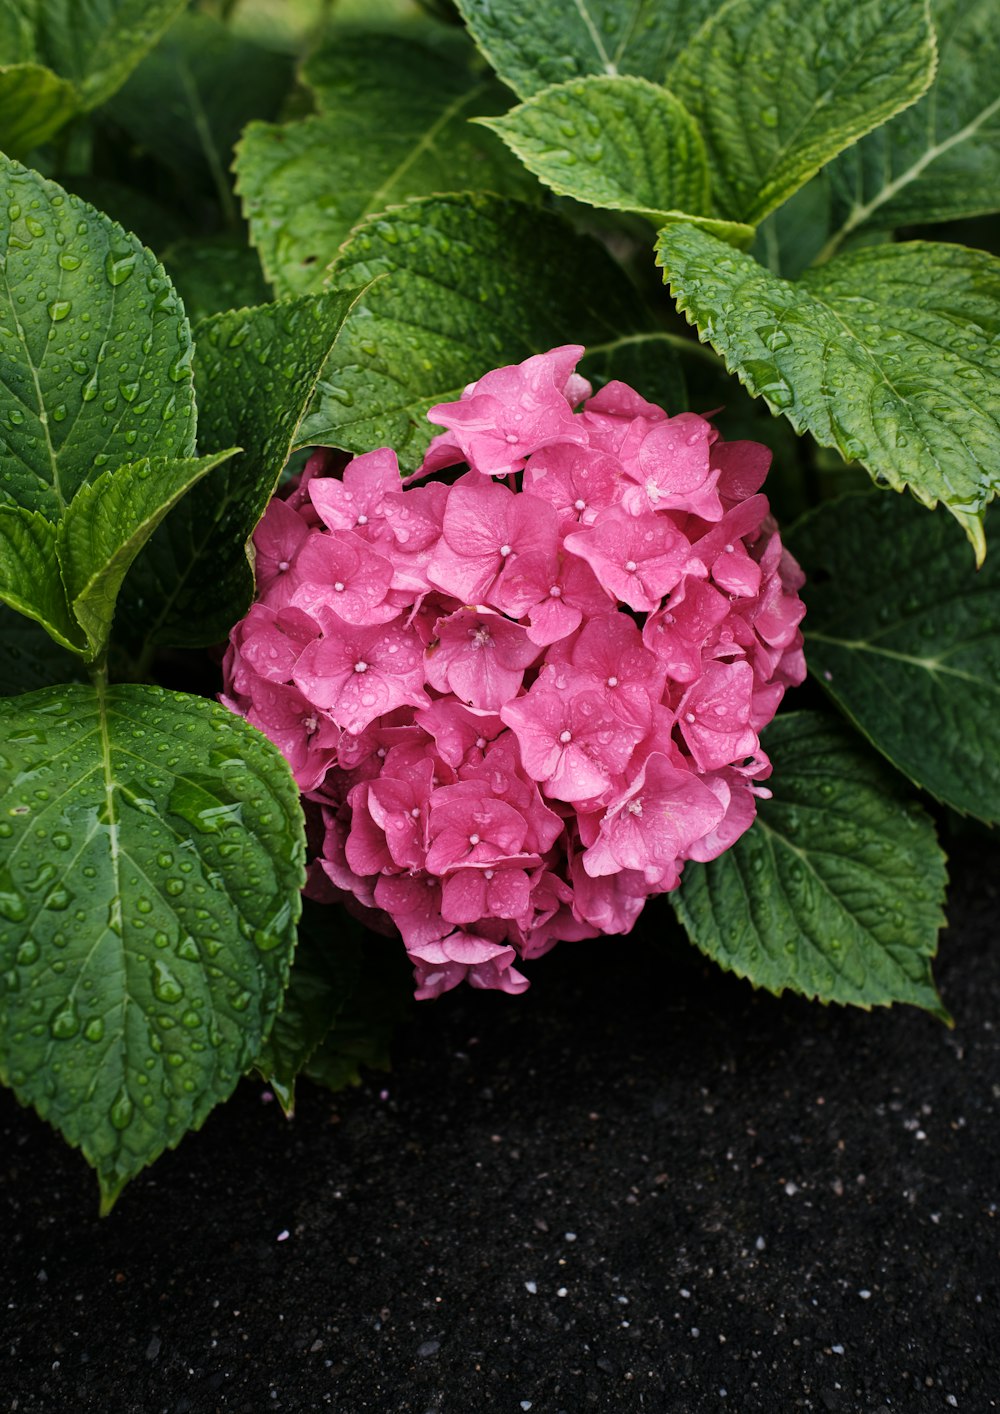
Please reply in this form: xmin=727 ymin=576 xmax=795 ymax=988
xmin=626 ymin=798 xmax=644 ymax=817
xmin=468 ymin=833 xmax=480 ymax=846
xmin=334 ymin=581 xmax=345 ymax=592
xmin=354 ymin=660 xmax=369 ymax=674
xmin=607 ymin=675 xmax=618 ymax=688
xmin=277 ymin=560 xmax=290 ymax=573
xmin=559 ymin=729 xmax=572 ymax=744
xmin=499 ymin=543 xmax=512 ymax=558
xmin=624 ymin=559 xmax=637 ymax=573
xmin=548 ymin=584 xmax=562 ymax=598
xmin=472 ymin=626 xmax=493 ymax=649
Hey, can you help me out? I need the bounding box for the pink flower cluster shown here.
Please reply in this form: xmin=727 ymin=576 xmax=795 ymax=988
xmin=222 ymin=346 xmax=805 ymax=999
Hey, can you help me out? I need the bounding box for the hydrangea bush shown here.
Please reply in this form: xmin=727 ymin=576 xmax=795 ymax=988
xmin=223 ymin=347 xmax=806 ymax=998
xmin=0 ymin=0 xmax=994 ymax=1207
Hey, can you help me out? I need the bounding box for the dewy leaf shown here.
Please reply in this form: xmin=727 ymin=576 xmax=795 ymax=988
xmin=254 ymin=904 xmax=363 ymax=1116
xmin=235 ymin=30 xmax=535 ymax=298
xmin=126 ymin=288 xmax=362 ymax=647
xmin=791 ymin=492 xmax=1000 ymax=824
xmin=0 ymin=63 xmax=79 ymax=156
xmin=106 ymin=12 xmax=293 ymax=214
xmin=672 ymin=712 xmax=949 ymax=1018
xmin=33 ymin=0 xmax=187 ymax=111
xmin=57 ymin=450 xmax=238 ymax=660
xmin=0 ymin=156 xmax=196 ymax=520
xmin=307 ymin=193 xmax=677 ymax=469
xmin=479 ymin=74 xmax=751 ymax=246
xmin=823 ymin=0 xmax=1000 ymax=254
xmin=0 ymin=506 xmax=82 ymax=652
xmin=667 ymin=0 xmax=937 ymax=225
xmin=656 ymin=226 xmax=1000 ymax=552
xmin=0 ymin=683 xmax=305 ymax=1212
xmin=454 ymin=0 xmax=718 ymax=99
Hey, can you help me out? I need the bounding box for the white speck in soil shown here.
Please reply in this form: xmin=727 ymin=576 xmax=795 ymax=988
xmin=524 ymin=1281 xmax=537 ymax=1294
xmin=416 ymin=1340 xmax=440 ymax=1358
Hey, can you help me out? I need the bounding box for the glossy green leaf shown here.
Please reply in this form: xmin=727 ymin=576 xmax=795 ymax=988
xmin=235 ymin=29 xmax=535 ymax=298
xmin=306 ymin=192 xmax=673 ymax=468
xmin=57 ymin=450 xmax=238 ymax=659
xmin=107 ymin=12 xmax=293 ymax=212
xmin=0 ymin=156 xmax=196 ymax=520
xmin=0 ymin=63 xmax=78 ymax=155
xmin=454 ymin=0 xmax=717 ymax=99
xmin=0 ymin=683 xmax=305 ymax=1211
xmin=479 ymin=75 xmax=752 ymax=246
xmin=657 ymin=226 xmax=1000 ymax=555
xmin=255 ymin=905 xmax=363 ymax=1116
xmin=824 ymin=0 xmax=1000 ymax=255
xmin=34 ymin=0 xmax=187 ymax=111
xmin=0 ymin=506 xmax=81 ymax=651
xmin=792 ymin=492 xmax=1000 ymax=823
xmin=672 ymin=712 xmax=948 ymax=1017
xmin=126 ymin=288 xmax=362 ymax=647
xmin=668 ymin=0 xmax=937 ymax=225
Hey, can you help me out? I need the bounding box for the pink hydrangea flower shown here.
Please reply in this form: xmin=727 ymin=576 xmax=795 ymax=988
xmin=223 ymin=345 xmax=806 ymax=1000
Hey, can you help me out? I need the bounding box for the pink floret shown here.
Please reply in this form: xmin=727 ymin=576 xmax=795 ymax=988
xmin=223 ymin=345 xmax=806 ymax=999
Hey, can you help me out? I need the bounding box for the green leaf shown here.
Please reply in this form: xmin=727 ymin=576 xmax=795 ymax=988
xmin=306 ymin=192 xmax=675 ymax=468
xmin=125 ymin=288 xmax=362 ymax=647
xmin=0 ymin=683 xmax=305 ymax=1211
xmin=454 ymin=0 xmax=718 ymax=99
xmin=106 ymin=12 xmax=293 ymax=215
xmin=0 ymin=605 xmax=85 ymax=697
xmin=56 ymin=450 xmax=238 ymax=659
xmin=0 ymin=1 xmax=35 ymax=62
xmin=0 ymin=156 xmax=196 ymax=520
xmin=791 ymin=492 xmax=1000 ymax=824
xmin=823 ymin=0 xmax=1000 ymax=254
xmin=672 ymin=712 xmax=949 ymax=1018
xmin=254 ymin=903 xmax=363 ymax=1116
xmin=656 ymin=226 xmax=1000 ymax=552
xmin=0 ymin=63 xmax=79 ymax=155
xmin=34 ymin=0 xmax=187 ymax=111
xmin=479 ymin=75 xmax=752 ymax=247
xmin=235 ymin=30 xmax=535 ymax=298
xmin=161 ymin=237 xmax=271 ymax=324
xmin=0 ymin=506 xmax=81 ymax=651
xmin=667 ymin=0 xmax=937 ymax=225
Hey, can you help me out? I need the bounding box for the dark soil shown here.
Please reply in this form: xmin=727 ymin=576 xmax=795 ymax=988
xmin=3 ymin=851 xmax=999 ymax=1414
